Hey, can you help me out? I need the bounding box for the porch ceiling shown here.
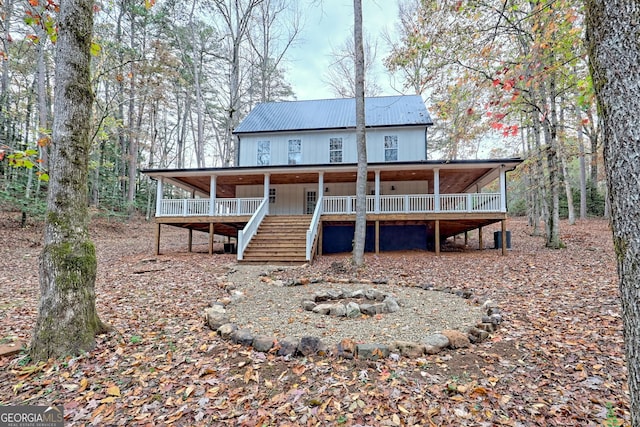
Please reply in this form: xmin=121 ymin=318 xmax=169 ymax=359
xmin=150 ymin=160 xmax=522 ymax=198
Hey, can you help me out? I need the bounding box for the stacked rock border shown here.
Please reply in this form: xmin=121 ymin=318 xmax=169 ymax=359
xmin=204 ymin=280 xmax=503 ymax=360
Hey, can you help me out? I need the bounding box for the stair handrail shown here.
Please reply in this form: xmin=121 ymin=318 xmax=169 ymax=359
xmin=237 ymin=197 xmax=269 ymax=261
xmin=306 ymin=196 xmax=324 ymax=261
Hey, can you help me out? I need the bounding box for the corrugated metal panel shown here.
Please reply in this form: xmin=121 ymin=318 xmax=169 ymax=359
xmin=234 ymin=95 xmax=433 ymax=134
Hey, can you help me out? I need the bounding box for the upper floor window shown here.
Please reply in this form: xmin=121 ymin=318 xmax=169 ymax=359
xmin=329 ymin=137 xmax=343 ymax=163
xmin=257 ymin=140 xmax=270 ymax=165
xmin=269 ymin=188 xmax=276 ymax=204
xmin=288 ymin=139 xmax=302 ymax=164
xmin=384 ymin=135 xmax=398 ymax=161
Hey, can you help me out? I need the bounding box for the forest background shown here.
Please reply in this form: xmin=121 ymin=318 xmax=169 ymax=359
xmin=0 ymin=0 xmax=606 ymax=248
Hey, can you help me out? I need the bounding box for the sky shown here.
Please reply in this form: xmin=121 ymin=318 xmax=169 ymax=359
xmin=286 ymin=0 xmax=403 ymax=100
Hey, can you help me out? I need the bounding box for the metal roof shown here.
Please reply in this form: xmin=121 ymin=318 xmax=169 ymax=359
xmin=233 ymin=95 xmax=434 ymax=134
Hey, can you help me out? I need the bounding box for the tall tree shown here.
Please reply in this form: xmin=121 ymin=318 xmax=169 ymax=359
xmin=30 ymin=0 xmax=108 ymax=361
xmin=586 ymin=0 xmax=640 ymax=423
xmin=323 ymin=33 xmax=381 ymax=98
xmin=352 ymin=0 xmax=366 ymax=267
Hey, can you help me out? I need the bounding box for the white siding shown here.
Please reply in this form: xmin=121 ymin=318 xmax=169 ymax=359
xmin=238 ymin=127 xmax=427 ymax=167
xmin=236 ymin=180 xmax=431 ymax=216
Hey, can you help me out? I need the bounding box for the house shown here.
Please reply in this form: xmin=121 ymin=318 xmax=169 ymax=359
xmin=143 ymin=95 xmax=522 ymax=263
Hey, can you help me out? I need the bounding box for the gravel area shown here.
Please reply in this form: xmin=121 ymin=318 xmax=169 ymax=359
xmin=223 ymin=265 xmax=484 ymax=345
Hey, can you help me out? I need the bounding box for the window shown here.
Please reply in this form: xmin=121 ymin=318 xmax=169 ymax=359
xmin=288 ymin=139 xmax=302 ymax=164
xmin=329 ymin=137 xmax=343 ymax=163
xmin=257 ymin=140 xmax=270 ymax=165
xmin=269 ymin=188 xmax=276 ymax=204
xmin=384 ymin=135 xmax=398 ymax=161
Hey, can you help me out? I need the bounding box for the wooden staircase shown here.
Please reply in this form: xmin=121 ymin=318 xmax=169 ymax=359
xmin=240 ymin=215 xmax=312 ymax=263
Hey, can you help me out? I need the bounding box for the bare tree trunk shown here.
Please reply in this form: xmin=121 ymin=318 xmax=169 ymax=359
xmin=558 ymin=100 xmax=575 ymax=225
xmin=575 ymin=93 xmax=587 ymax=220
xmin=586 ymin=1 xmax=640 ymax=423
xmin=30 ymin=0 xmax=108 ymax=362
xmin=0 ymin=0 xmax=13 ymax=144
xmin=352 ymin=0 xmax=367 ymax=267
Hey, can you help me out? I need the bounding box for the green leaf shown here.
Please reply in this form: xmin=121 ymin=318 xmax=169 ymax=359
xmin=90 ymin=42 xmax=102 ymax=57
xmin=38 ymin=173 xmax=49 ymax=182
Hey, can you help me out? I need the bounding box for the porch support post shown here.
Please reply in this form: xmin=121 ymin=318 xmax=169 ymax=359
xmin=434 ymin=169 xmax=440 ymax=212
xmin=478 ymin=226 xmax=483 ymax=250
xmin=318 ymin=172 xmax=324 ymax=203
xmin=375 ymin=220 xmax=380 ymax=254
xmin=374 ymin=170 xmax=381 ymax=213
xmin=209 ymin=223 xmax=215 ymax=255
xmin=501 ymin=219 xmax=507 ymax=256
xmin=264 ymin=173 xmax=270 ymax=214
xmin=435 ymin=220 xmax=440 ymax=256
xmin=318 ymin=222 xmax=323 ymax=255
xmin=155 ymin=223 xmax=161 ymax=255
xmin=464 ymin=231 xmax=468 ymax=246
xmin=188 ymin=229 xmax=193 ymax=252
xmin=155 ymin=177 xmax=163 ymax=216
xmin=499 ymin=165 xmax=507 ymax=212
xmin=209 ymin=175 xmax=217 ymax=216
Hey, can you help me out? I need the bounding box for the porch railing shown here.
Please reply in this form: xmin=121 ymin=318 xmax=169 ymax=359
xmin=237 ymin=198 xmax=269 ymax=261
xmin=323 ymin=193 xmax=501 ymax=214
xmin=158 ymin=193 xmax=502 ymax=218
xmin=306 ymin=196 xmax=324 ymax=261
xmin=158 ymin=197 xmax=263 ymax=217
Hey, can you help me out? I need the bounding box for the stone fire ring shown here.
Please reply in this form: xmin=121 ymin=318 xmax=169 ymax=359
xmin=204 ymin=280 xmax=504 ymax=361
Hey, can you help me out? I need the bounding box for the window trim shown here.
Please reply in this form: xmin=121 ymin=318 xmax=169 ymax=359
xmin=288 ymin=139 xmax=302 ymax=165
xmin=257 ymin=140 xmax=271 ymax=166
xmin=329 ymin=137 xmax=343 ymax=163
xmin=384 ymin=135 xmax=398 ymax=162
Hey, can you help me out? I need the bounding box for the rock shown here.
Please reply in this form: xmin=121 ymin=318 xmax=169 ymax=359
xmin=298 ymin=336 xmax=325 ymax=356
xmin=301 ymin=300 xmax=316 ymax=311
xmin=487 ymin=307 xmax=501 ymax=315
xmin=490 ymin=313 xmax=503 ymax=324
xmin=314 ymin=292 xmax=331 ymax=302
xmin=350 ymin=289 xmax=365 ymax=299
xmin=312 ymin=303 xmax=333 ymax=315
xmin=231 ymin=329 xmax=254 ymax=346
xmin=206 ymin=305 xmax=226 ymax=315
xmin=356 ymin=343 xmax=390 ymax=360
xmin=252 ymin=335 xmax=275 ymax=352
xmin=277 ymin=337 xmax=299 ymax=356
xmin=477 ymin=322 xmax=497 ymax=333
xmin=391 ymin=341 xmax=425 ymax=358
xmin=204 ymin=311 xmax=229 ymax=331
xmin=272 ymin=280 xmax=285 ymax=287
xmin=364 ymin=289 xmax=385 ymax=301
xmin=359 ymin=304 xmax=376 ymax=316
xmin=482 ymin=299 xmax=498 ymax=310
xmin=420 ymin=283 xmax=435 ymax=290
xmin=336 ymin=338 xmax=357 ymax=359
xmin=217 ymin=323 xmax=238 ymax=339
xmin=345 ymin=302 xmax=361 ymax=318
xmin=383 ymin=296 xmax=400 ymax=313
xmin=423 ymin=334 xmax=450 ymax=354
xmin=482 ymin=314 xmax=502 ymax=325
xmin=442 ymin=330 xmax=471 ymax=349
xmin=297 ymin=277 xmax=311 ymax=285
xmin=372 ymin=279 xmax=388 ymax=285
xmin=329 ymin=304 xmax=347 ymax=317
xmin=327 ymin=290 xmax=344 ymax=299
xmin=466 ymin=326 xmax=490 ymax=343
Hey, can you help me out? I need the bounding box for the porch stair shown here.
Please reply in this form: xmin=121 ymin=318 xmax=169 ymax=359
xmin=240 ymin=215 xmax=312 ymax=263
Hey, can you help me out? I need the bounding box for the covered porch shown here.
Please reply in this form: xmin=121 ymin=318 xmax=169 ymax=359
xmin=143 ymin=159 xmax=522 ymax=261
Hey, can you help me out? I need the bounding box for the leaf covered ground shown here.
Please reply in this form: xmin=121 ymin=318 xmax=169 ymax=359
xmin=0 ymin=213 xmax=629 ymax=426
